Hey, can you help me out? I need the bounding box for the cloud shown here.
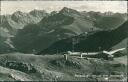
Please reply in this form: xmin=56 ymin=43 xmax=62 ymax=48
xmin=1 ymin=1 xmax=127 ymax=15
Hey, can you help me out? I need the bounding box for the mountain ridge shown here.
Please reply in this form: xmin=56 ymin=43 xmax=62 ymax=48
xmin=0 ymin=8 xmax=127 ymax=54
xmin=37 ymin=20 xmax=128 ymax=54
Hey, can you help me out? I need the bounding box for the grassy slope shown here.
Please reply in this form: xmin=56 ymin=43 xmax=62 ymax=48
xmin=112 ymin=38 xmax=127 ymax=53
xmin=0 ymin=66 xmax=33 ymax=81
xmin=114 ymin=55 xmax=127 ymax=65
xmin=0 ymin=52 xmax=127 ymax=81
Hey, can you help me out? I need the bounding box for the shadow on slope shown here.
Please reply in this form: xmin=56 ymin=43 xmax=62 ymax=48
xmin=38 ymin=20 xmax=128 ymax=54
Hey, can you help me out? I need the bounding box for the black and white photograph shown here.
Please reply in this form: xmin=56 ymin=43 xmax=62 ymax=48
xmin=0 ymin=0 xmax=127 ymax=81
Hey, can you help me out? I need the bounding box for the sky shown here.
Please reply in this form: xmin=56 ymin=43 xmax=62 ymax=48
xmin=1 ymin=1 xmax=127 ymax=15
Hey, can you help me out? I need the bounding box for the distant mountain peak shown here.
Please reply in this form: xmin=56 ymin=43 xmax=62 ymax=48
xmin=61 ymin=7 xmax=71 ymax=11
xmin=29 ymin=9 xmax=48 ymax=17
xmin=13 ymin=11 xmax=26 ymax=16
xmin=60 ymin=7 xmax=76 ymax=12
xmin=59 ymin=7 xmax=80 ymax=16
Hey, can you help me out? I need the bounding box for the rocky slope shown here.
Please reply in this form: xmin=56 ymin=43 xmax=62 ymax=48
xmin=1 ymin=10 xmax=48 ymax=35
xmin=0 ymin=10 xmax=49 ymax=53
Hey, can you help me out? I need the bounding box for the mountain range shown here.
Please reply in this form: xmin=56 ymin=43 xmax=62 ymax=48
xmin=0 ymin=7 xmax=127 ymax=54
xmin=0 ymin=10 xmax=48 ymax=53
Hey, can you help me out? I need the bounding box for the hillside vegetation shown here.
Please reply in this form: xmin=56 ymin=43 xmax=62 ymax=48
xmin=0 ymin=53 xmax=127 ymax=81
